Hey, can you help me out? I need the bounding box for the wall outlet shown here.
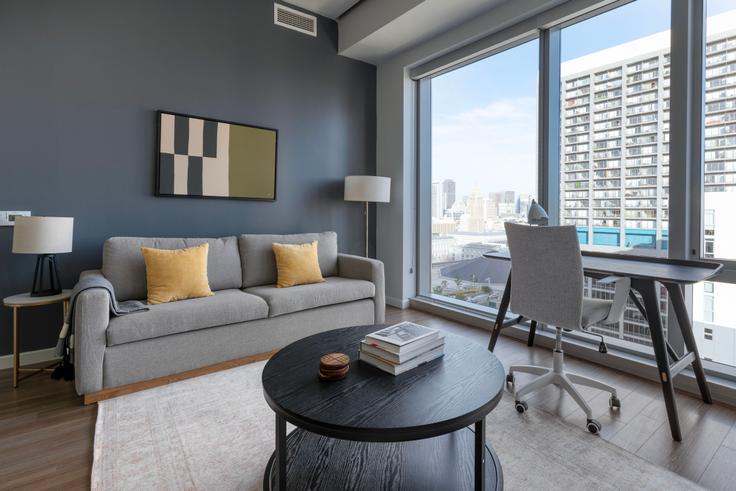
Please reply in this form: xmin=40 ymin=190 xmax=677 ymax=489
xmin=0 ymin=211 xmax=31 ymax=226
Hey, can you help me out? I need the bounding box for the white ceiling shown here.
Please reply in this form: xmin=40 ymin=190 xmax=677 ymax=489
xmin=339 ymin=0 xmax=510 ymax=63
xmin=282 ymin=0 xmax=517 ymax=64
xmin=285 ymin=0 xmax=361 ymax=19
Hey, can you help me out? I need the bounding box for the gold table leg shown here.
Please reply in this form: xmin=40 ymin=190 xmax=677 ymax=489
xmin=12 ymin=307 xmax=19 ymax=388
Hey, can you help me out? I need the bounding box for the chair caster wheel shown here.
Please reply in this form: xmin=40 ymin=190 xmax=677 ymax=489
xmin=609 ymin=395 xmax=621 ymax=409
xmin=515 ymin=400 xmax=528 ymax=413
xmin=586 ymin=419 xmax=602 ymax=434
xmin=506 ymin=373 xmax=515 ymax=385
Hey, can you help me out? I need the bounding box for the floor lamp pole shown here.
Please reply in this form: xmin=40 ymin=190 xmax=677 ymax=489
xmin=364 ymin=201 xmax=369 ymax=257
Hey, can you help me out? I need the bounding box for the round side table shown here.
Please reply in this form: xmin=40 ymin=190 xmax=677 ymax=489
xmin=3 ymin=290 xmax=72 ymax=388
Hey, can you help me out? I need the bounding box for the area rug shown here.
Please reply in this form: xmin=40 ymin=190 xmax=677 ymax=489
xmin=92 ymin=361 xmax=702 ymax=490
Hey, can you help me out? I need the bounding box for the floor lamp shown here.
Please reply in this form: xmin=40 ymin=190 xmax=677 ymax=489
xmin=344 ymin=175 xmax=391 ymax=257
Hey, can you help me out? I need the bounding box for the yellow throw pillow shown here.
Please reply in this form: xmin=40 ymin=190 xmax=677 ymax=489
xmin=141 ymin=243 xmax=213 ymax=304
xmin=272 ymin=241 xmax=325 ymax=288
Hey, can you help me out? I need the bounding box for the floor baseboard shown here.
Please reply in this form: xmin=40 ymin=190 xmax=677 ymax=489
xmin=0 ymin=348 xmax=59 ymax=370
xmin=385 ymin=296 xmax=409 ymax=309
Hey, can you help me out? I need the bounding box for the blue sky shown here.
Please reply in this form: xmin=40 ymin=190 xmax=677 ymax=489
xmin=431 ymin=0 xmax=736 ymax=199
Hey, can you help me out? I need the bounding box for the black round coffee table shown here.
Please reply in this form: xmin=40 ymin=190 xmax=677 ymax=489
xmin=262 ymin=325 xmax=505 ymax=491
xmin=262 ymin=324 xmax=505 ymax=490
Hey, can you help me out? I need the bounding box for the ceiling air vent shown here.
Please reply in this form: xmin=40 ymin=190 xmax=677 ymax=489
xmin=274 ymin=3 xmax=317 ymax=37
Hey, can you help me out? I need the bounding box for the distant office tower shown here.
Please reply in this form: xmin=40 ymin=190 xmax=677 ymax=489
xmin=516 ymin=193 xmax=532 ymax=215
xmin=442 ymin=179 xmax=456 ymax=211
xmin=431 ymin=181 xmax=442 ymax=219
xmin=485 ymin=193 xmax=499 ymax=219
xmin=460 ymin=189 xmax=486 ymax=232
xmin=467 ymin=189 xmax=484 ymax=218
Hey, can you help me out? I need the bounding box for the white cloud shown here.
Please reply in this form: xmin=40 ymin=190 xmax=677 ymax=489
xmin=432 ymin=97 xmax=538 ymax=198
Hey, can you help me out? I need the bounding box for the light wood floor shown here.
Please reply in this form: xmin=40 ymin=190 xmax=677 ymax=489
xmin=2 ymin=306 xmax=736 ymax=490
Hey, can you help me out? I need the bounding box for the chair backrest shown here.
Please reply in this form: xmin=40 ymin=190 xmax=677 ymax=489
xmin=504 ymin=222 xmax=584 ymax=330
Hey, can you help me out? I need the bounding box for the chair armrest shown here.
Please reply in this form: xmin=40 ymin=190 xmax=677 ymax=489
xmin=600 ymin=276 xmax=631 ymax=324
xmin=337 ymin=254 xmax=385 ymax=323
xmin=73 ymin=270 xmax=111 ymax=395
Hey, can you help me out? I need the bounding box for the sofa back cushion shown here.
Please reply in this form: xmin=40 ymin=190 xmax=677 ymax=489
xmin=102 ymin=237 xmax=242 ymax=301
xmin=238 ymin=232 xmax=338 ymax=288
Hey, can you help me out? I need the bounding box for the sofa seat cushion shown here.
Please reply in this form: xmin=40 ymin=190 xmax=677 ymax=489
xmin=106 ymin=289 xmax=268 ymax=346
xmin=245 ymin=277 xmax=375 ymax=317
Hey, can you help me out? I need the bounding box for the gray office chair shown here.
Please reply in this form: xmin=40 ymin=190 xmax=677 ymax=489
xmin=503 ymin=222 xmax=630 ymax=434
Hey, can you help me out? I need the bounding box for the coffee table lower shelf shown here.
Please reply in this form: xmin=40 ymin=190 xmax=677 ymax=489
xmin=263 ymin=427 xmax=503 ymax=491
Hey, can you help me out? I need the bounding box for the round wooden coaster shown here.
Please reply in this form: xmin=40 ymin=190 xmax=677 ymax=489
xmin=320 ymin=365 xmax=349 ymax=376
xmin=320 ymin=352 xmax=350 ymax=369
xmin=319 ymin=368 xmax=349 ymax=381
xmin=320 ymin=368 xmax=349 ymax=377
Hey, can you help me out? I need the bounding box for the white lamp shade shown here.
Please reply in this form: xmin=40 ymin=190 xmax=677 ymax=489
xmin=12 ymin=216 xmax=74 ymax=254
xmin=344 ymin=175 xmax=391 ymax=203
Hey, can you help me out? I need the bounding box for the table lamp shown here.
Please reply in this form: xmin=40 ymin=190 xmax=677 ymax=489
xmin=527 ymin=200 xmax=549 ymax=226
xmin=12 ymin=216 xmax=74 ymax=297
xmin=344 ymin=176 xmax=391 ymax=257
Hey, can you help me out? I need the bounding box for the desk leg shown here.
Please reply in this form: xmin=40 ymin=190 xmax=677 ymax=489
xmin=527 ymin=320 xmax=537 ymax=347
xmin=665 ymin=282 xmax=712 ymax=404
xmin=275 ymin=413 xmax=287 ymax=491
xmin=635 ymin=279 xmax=681 ymax=441
xmin=475 ymin=417 xmax=486 ymax=491
xmin=488 ymin=274 xmax=511 ymax=352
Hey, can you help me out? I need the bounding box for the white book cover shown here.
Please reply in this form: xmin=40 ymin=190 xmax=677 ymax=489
xmin=360 ymin=335 xmax=445 ymax=364
xmin=364 ymin=322 xmax=439 ymax=348
xmin=359 ymin=345 xmax=445 ymax=376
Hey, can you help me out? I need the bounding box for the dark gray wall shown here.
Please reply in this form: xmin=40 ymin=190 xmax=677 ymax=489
xmin=0 ymin=0 xmax=376 ymax=356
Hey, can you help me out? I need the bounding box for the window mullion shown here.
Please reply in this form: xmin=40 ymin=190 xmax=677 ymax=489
xmin=540 ymin=28 xmax=562 ymax=223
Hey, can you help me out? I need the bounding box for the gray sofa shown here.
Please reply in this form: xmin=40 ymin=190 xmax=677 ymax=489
xmin=73 ymin=231 xmax=385 ymax=396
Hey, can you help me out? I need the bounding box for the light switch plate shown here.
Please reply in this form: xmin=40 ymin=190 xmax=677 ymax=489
xmin=0 ymin=211 xmax=31 ymax=226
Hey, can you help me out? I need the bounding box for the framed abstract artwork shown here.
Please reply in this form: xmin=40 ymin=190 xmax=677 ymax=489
xmin=156 ymin=111 xmax=278 ymax=200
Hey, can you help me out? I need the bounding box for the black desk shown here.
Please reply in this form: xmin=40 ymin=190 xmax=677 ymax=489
xmin=262 ymin=324 xmax=505 ymax=491
xmin=483 ymin=250 xmax=723 ymax=442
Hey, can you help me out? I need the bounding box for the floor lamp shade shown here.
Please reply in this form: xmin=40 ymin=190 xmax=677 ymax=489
xmin=344 ymin=176 xmax=391 ymax=203
xmin=344 ymin=176 xmax=391 ymax=257
xmin=12 ymin=216 xmax=74 ymax=297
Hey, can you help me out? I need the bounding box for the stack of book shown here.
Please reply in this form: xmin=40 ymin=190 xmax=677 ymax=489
xmin=359 ymin=322 xmax=445 ymax=375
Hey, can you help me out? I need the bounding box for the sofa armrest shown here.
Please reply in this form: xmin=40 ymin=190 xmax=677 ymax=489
xmin=73 ymin=270 xmax=110 ymax=395
xmin=337 ymin=254 xmax=385 ymax=323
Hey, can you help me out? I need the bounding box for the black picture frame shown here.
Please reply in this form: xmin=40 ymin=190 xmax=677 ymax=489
xmin=155 ymin=110 xmax=278 ymax=201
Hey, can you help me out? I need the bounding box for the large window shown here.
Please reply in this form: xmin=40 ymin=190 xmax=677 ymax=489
xmin=428 ymin=40 xmax=538 ymax=310
xmin=693 ymin=0 xmax=736 ymax=368
xmin=416 ymin=0 xmax=736 ymax=376
xmin=558 ymin=0 xmax=671 ymax=349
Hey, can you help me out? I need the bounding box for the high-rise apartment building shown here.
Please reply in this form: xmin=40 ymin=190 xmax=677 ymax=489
xmin=560 ymin=11 xmax=736 ymax=346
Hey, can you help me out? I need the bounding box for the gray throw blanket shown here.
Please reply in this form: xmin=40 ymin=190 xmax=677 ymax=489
xmin=55 ymin=274 xmax=149 ymax=363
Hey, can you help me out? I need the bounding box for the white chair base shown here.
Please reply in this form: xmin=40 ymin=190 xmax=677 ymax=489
xmin=509 ymin=331 xmax=620 ymax=434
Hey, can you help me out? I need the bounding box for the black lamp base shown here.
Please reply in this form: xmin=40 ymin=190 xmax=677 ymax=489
xmin=31 ymin=254 xmax=63 ymax=297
